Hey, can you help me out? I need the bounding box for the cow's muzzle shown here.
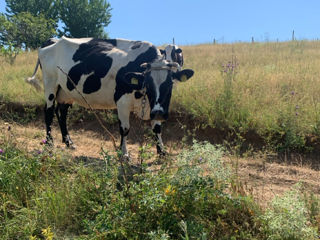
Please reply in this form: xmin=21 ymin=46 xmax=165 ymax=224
xmin=150 ymin=110 xmax=167 ymax=121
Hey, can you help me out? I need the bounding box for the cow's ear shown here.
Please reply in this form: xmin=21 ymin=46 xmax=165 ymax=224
xmin=160 ymin=49 xmax=166 ymax=55
xmin=175 ymin=48 xmax=182 ymax=54
xmin=125 ymin=72 xmax=145 ymax=90
xmin=173 ymin=69 xmax=194 ymax=82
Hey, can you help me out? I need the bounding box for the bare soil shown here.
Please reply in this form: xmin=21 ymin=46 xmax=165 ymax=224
xmin=1 ymin=117 xmax=319 ymax=206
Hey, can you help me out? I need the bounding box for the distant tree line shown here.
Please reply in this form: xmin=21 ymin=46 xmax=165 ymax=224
xmin=0 ymin=0 xmax=112 ymax=49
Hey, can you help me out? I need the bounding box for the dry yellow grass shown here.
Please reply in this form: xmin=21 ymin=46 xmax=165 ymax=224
xmin=173 ymin=41 xmax=320 ymax=138
xmin=0 ymin=51 xmax=43 ymax=105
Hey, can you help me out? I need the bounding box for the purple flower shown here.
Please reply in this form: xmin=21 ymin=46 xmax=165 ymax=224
xmin=37 ymin=150 xmax=42 ymax=155
xmin=41 ymin=139 xmax=47 ymax=145
xmin=0 ymin=149 xmax=4 ymax=154
xmin=295 ymin=105 xmax=299 ymax=109
xmin=296 ymin=112 xmax=299 ymax=116
xmin=291 ymin=91 xmax=295 ymax=95
xmin=7 ymin=126 xmax=11 ymax=131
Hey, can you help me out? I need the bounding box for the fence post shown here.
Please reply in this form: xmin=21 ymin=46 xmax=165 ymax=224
xmin=251 ymin=37 xmax=254 ymax=43
xmin=173 ymin=37 xmax=175 ymax=45
xmin=292 ymin=30 xmax=295 ymax=41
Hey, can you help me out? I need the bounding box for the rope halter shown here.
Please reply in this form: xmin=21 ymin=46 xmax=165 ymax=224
xmin=140 ymin=61 xmax=181 ymax=74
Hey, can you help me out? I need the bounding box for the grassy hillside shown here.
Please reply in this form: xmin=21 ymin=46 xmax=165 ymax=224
xmin=2 ymin=41 xmax=320 ymax=151
xmin=173 ymin=41 xmax=320 ymax=151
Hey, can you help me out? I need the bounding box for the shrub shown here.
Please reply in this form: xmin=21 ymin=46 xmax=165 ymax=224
xmin=84 ymin=141 xmax=262 ymax=239
xmin=262 ymin=184 xmax=318 ymax=240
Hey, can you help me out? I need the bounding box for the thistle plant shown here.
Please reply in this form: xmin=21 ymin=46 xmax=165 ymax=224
xmin=221 ymin=55 xmax=239 ymax=94
xmin=214 ymin=55 xmax=243 ymax=129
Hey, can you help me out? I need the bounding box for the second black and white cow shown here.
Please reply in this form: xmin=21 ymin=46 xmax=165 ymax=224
xmin=27 ymin=37 xmax=194 ymax=156
xmin=160 ymin=44 xmax=184 ymax=67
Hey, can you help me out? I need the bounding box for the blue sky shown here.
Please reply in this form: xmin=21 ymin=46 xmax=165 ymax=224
xmin=1 ymin=0 xmax=320 ymax=45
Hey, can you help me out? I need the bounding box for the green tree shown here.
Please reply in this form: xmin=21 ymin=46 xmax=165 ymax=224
xmin=5 ymin=0 xmax=59 ymax=22
xmin=0 ymin=13 xmax=16 ymax=45
xmin=0 ymin=12 xmax=56 ymax=49
xmin=59 ymin=0 xmax=111 ymax=38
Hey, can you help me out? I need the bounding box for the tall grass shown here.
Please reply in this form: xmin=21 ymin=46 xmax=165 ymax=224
xmin=172 ymin=41 xmax=320 ymax=150
xmin=0 ymin=51 xmax=43 ymax=105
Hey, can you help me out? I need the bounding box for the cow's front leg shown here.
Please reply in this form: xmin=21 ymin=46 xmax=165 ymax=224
xmin=119 ymin=120 xmax=130 ymax=156
xmin=117 ymin=99 xmax=131 ymax=157
xmin=151 ymin=120 xmax=166 ymax=156
xmin=55 ymin=103 xmax=74 ymax=148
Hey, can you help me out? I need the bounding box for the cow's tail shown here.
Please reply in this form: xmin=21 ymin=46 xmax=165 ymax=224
xmin=25 ymin=59 xmax=42 ymax=92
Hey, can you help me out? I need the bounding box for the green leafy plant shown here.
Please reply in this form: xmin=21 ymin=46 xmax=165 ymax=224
xmin=84 ymin=141 xmax=262 ymax=239
xmin=262 ymin=184 xmax=318 ymax=240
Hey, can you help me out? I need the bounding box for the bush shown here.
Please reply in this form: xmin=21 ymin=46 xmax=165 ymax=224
xmin=84 ymin=141 xmax=262 ymax=239
xmin=0 ymin=133 xmax=103 ymax=239
xmin=262 ymin=184 xmax=318 ymax=240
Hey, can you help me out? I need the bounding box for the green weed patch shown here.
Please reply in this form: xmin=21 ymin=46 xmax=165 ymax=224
xmin=0 ymin=135 xmax=318 ymax=239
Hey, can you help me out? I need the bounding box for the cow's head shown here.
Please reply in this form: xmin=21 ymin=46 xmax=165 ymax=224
xmin=160 ymin=44 xmax=184 ymax=67
xmin=125 ymin=58 xmax=194 ymax=121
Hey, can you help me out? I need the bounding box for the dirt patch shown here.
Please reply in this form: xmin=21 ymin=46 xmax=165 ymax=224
xmin=227 ymin=156 xmax=320 ymax=206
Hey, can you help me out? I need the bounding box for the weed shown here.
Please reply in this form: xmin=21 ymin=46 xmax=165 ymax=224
xmin=262 ymin=184 xmax=318 ymax=240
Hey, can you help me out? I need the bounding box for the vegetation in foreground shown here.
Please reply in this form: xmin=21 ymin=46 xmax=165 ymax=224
xmin=0 ymin=127 xmax=319 ymax=239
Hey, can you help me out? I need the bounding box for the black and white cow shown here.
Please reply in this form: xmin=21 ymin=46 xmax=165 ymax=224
xmin=27 ymin=37 xmax=194 ymax=156
xmin=160 ymin=44 xmax=184 ymax=67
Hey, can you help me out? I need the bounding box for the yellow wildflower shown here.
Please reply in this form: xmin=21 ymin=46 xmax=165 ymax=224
xmin=164 ymin=185 xmax=176 ymax=196
xmin=42 ymin=226 xmax=54 ymax=240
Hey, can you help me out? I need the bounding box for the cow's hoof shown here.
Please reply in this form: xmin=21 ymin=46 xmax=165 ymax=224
xmin=66 ymin=144 xmax=76 ymax=150
xmin=157 ymin=149 xmax=167 ymax=157
xmin=121 ymin=153 xmax=130 ymax=162
xmin=63 ymin=135 xmax=75 ymax=149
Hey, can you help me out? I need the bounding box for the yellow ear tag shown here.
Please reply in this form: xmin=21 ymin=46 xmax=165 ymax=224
xmin=131 ymin=77 xmax=139 ymax=85
xmin=180 ymin=74 xmax=188 ymax=82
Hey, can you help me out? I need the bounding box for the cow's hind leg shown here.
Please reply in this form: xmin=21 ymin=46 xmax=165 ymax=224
xmin=44 ymin=93 xmax=56 ymax=146
xmin=55 ymin=103 xmax=74 ymax=148
xmin=151 ymin=120 xmax=166 ymax=156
